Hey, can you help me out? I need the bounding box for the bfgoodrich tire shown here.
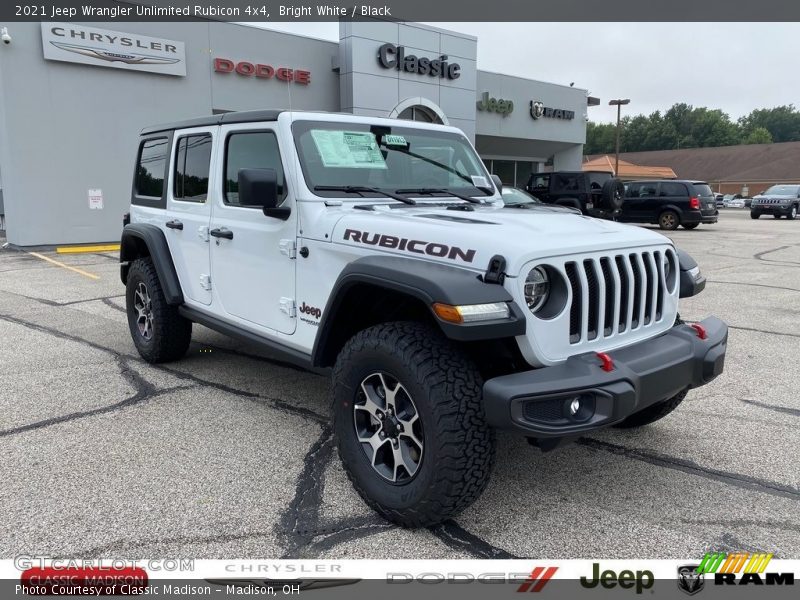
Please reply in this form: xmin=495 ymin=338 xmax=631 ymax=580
xmin=126 ymin=257 xmax=192 ymax=363
xmin=332 ymin=322 xmax=496 ymax=527
xmin=614 ymin=389 xmax=688 ymax=428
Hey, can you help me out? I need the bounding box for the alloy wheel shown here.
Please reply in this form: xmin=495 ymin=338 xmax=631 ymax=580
xmin=133 ymin=282 xmax=154 ymax=340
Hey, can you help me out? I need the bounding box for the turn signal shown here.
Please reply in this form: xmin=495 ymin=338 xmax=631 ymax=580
xmin=432 ymin=302 xmax=510 ymax=324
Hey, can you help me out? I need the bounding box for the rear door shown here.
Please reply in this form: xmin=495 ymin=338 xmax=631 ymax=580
xmin=622 ymin=182 xmax=658 ymax=221
xmin=656 ymin=181 xmax=687 ymax=217
xmin=164 ymin=128 xmax=215 ymax=305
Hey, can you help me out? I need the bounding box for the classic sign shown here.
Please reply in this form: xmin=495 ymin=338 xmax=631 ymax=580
xmin=377 ymin=43 xmax=461 ymax=80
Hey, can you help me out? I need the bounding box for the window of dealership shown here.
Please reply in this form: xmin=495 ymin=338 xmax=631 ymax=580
xmin=0 ymin=19 xmax=588 ymax=246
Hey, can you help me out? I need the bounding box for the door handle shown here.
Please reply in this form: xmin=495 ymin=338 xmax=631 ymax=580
xmin=166 ymin=220 xmax=184 ymax=230
xmin=209 ymin=228 xmax=233 ymax=240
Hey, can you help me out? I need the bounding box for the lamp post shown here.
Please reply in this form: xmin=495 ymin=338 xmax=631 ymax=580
xmin=608 ymin=99 xmax=630 ymax=176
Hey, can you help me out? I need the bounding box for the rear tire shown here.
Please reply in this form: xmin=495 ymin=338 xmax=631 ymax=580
xmin=125 ymin=257 xmax=192 ymax=363
xmin=788 ymin=206 xmax=797 ymax=220
xmin=615 ymin=389 xmax=689 ymax=428
xmin=601 ymin=178 xmax=625 ymax=210
xmin=332 ymin=322 xmax=496 ymax=527
xmin=658 ymin=210 xmax=680 ymax=230
xmin=682 ymin=223 xmax=699 ymax=230
xmin=774 ymin=214 xmax=782 ymax=219
xmin=750 ymin=212 xmax=760 ymax=219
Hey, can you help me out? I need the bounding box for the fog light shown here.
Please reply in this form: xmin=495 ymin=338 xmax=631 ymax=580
xmin=563 ymin=394 xmax=596 ymax=422
xmin=569 ymin=397 xmax=581 ymax=415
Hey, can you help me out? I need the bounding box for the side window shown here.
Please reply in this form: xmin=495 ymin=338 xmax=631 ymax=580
xmin=530 ymin=174 xmax=549 ymax=189
xmin=639 ymin=183 xmax=658 ymax=197
xmin=224 ymin=131 xmax=286 ymax=207
xmin=136 ymin=138 xmax=169 ymax=198
xmin=173 ymin=134 xmax=212 ymax=202
xmin=659 ymin=182 xmax=687 ymax=197
xmin=626 ymin=183 xmax=641 ymax=198
xmin=556 ymin=173 xmax=580 ymax=191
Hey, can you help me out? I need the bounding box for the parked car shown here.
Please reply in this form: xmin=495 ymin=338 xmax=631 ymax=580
xmin=499 ymin=184 xmax=581 ymax=215
xmin=525 ymin=170 xmax=625 ymax=219
xmin=751 ymin=184 xmax=800 ymax=219
xmin=618 ymin=180 xmax=719 ymax=230
xmin=743 ymin=198 xmax=753 ymax=208
xmin=727 ymin=197 xmax=746 ymax=208
xmin=714 ymin=194 xmax=725 ymax=208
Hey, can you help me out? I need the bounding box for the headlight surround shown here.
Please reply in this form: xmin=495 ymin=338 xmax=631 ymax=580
xmin=524 ymin=266 xmax=550 ymax=313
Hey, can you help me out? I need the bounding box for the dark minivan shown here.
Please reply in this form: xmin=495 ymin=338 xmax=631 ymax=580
xmin=619 ymin=180 xmax=719 ymax=230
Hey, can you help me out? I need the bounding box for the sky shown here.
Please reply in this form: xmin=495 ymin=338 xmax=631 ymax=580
xmin=253 ymin=22 xmax=800 ymax=123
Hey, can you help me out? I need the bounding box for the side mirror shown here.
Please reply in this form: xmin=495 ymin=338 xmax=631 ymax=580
xmin=238 ymin=168 xmax=290 ymax=220
xmin=490 ymin=174 xmax=503 ymax=193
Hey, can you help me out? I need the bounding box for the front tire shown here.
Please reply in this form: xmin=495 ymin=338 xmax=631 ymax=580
xmin=332 ymin=322 xmax=496 ymax=527
xmin=614 ymin=389 xmax=688 ymax=428
xmin=751 ymin=211 xmax=760 ymax=219
xmin=682 ymin=223 xmax=699 ymax=230
xmin=125 ymin=257 xmax=192 ymax=363
xmin=788 ymin=206 xmax=797 ymax=220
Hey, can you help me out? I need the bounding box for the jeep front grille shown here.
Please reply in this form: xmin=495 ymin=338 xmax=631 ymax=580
xmin=564 ymin=249 xmax=677 ymax=345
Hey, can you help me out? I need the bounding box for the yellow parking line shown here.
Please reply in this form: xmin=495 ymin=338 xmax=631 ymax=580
xmin=28 ymin=252 xmax=101 ymax=280
xmin=56 ymin=244 xmax=120 ymax=254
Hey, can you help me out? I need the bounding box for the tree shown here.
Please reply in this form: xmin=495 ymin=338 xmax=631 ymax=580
xmin=743 ymin=126 xmax=773 ymax=145
xmin=738 ymin=105 xmax=800 ymax=143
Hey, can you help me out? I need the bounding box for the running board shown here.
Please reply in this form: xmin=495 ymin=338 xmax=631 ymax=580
xmin=178 ymin=305 xmax=325 ymax=374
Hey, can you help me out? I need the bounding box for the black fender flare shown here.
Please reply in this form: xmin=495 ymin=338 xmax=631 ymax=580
xmin=676 ymin=248 xmax=706 ymax=298
xmin=120 ymin=223 xmax=184 ymax=305
xmin=311 ymin=255 xmax=526 ymax=367
xmin=657 ymin=204 xmax=683 ymax=222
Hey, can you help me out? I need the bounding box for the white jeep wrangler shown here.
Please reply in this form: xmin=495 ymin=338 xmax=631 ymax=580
xmin=121 ymin=110 xmax=728 ymax=527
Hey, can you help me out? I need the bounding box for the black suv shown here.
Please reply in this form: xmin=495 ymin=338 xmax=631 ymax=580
xmin=619 ymin=180 xmax=718 ymax=230
xmin=750 ymin=184 xmax=800 ymax=219
xmin=526 ymin=171 xmax=625 ymax=218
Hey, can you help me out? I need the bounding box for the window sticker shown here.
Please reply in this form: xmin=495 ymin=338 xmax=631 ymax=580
xmin=381 ymin=134 xmax=408 ymax=147
xmin=310 ymin=130 xmax=387 ymax=169
xmin=471 ymin=175 xmax=489 ymax=189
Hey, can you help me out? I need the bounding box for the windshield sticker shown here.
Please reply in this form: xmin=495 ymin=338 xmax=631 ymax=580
xmin=310 ymin=130 xmax=387 ymax=169
xmin=471 ymin=175 xmax=489 ymax=189
xmin=381 ymin=134 xmax=408 ymax=147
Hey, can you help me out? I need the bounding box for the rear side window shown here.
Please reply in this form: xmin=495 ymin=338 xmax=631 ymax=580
xmin=659 ymin=182 xmax=688 ymax=197
xmin=555 ymin=173 xmax=581 ymax=191
xmin=173 ymin=134 xmax=212 ymax=202
xmin=224 ymin=131 xmax=286 ymax=207
xmin=136 ymin=138 xmax=169 ymax=197
xmin=529 ymin=174 xmax=550 ymax=189
xmin=692 ymin=183 xmax=714 ymax=197
xmin=633 ymin=183 xmax=658 ymax=197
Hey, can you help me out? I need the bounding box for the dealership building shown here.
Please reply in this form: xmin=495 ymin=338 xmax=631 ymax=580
xmin=0 ymin=18 xmax=590 ymax=246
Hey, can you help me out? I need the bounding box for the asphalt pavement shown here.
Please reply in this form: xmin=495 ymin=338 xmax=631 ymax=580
xmin=1 ymin=209 xmax=798 ymax=560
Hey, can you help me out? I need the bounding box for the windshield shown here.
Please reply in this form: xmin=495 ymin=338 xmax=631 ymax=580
xmin=292 ymin=121 xmax=492 ymax=198
xmin=764 ymin=184 xmax=800 ymax=196
xmin=501 ymin=187 xmax=540 ymax=205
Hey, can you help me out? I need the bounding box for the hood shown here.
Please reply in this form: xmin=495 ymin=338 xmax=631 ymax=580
xmin=755 ymin=194 xmax=797 ymax=200
xmin=329 ymin=202 xmax=671 ymax=275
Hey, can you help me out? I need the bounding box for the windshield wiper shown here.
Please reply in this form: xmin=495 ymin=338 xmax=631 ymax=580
xmin=314 ymin=185 xmax=416 ymax=205
xmin=395 ymin=188 xmax=483 ymax=204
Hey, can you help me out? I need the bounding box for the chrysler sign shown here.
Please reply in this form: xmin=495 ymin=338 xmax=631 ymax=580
xmin=41 ymin=23 xmax=186 ymax=76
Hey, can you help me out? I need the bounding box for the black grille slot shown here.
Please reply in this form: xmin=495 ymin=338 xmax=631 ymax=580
xmin=654 ymin=251 xmax=664 ymax=320
xmin=615 ymin=255 xmax=629 ymax=332
xmin=565 ymin=262 xmax=581 ymax=343
xmin=642 ymin=252 xmax=654 ymax=325
xmin=522 ymin=398 xmax=565 ymax=423
xmin=600 ymin=257 xmax=615 ymax=337
xmin=629 ymin=254 xmax=642 ymax=329
xmin=584 ymin=260 xmax=599 ymax=340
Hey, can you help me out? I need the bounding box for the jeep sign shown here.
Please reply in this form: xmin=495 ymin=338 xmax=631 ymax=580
xmin=476 ymin=92 xmax=514 ymax=117
xmin=41 ymin=23 xmax=186 ymax=76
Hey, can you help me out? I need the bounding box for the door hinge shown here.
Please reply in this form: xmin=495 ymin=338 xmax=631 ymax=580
xmin=279 ymin=239 xmax=297 ymax=259
xmin=198 ymin=226 xmax=210 ymax=242
xmin=280 ymin=297 xmax=296 ymax=317
xmin=200 ymin=274 xmax=212 ymax=291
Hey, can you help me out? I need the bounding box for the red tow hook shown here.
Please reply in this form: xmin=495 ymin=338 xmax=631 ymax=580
xmin=596 ymin=352 xmax=614 ymax=372
xmin=690 ymin=323 xmax=708 ymax=340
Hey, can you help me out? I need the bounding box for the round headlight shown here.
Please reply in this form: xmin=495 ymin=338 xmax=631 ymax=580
xmin=524 ymin=266 xmax=550 ymax=312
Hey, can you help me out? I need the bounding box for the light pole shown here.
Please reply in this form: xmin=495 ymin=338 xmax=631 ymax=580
xmin=608 ymin=99 xmax=630 ymax=176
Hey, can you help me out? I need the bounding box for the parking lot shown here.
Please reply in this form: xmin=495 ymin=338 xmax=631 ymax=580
xmin=1 ymin=208 xmax=798 ymax=560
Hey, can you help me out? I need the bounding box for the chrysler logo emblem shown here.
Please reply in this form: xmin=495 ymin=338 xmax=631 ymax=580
xmin=50 ymin=41 xmax=181 ymax=65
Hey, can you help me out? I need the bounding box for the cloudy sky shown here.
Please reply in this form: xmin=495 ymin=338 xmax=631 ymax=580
xmin=255 ymin=22 xmax=800 ymax=123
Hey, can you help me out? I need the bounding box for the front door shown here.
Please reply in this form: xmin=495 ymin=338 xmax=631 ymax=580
xmin=164 ymin=128 xmax=214 ymax=305
xmin=209 ymin=125 xmax=297 ymax=335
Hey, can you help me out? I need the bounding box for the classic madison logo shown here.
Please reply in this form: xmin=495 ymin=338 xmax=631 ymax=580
xmin=49 ymin=41 xmax=181 ymax=65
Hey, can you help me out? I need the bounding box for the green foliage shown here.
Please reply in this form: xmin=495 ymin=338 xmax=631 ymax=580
xmin=586 ymin=104 xmax=800 ymax=154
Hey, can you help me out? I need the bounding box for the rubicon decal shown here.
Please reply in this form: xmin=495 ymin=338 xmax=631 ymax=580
xmin=516 ymin=567 xmax=558 ymax=592
xmin=343 ymin=229 xmax=476 ymax=263
xmin=697 ymin=552 xmax=793 ymax=586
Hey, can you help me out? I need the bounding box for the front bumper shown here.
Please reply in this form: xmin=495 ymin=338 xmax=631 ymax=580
xmin=752 ymin=204 xmax=792 ymax=215
xmin=483 ymin=316 xmax=727 ymax=438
